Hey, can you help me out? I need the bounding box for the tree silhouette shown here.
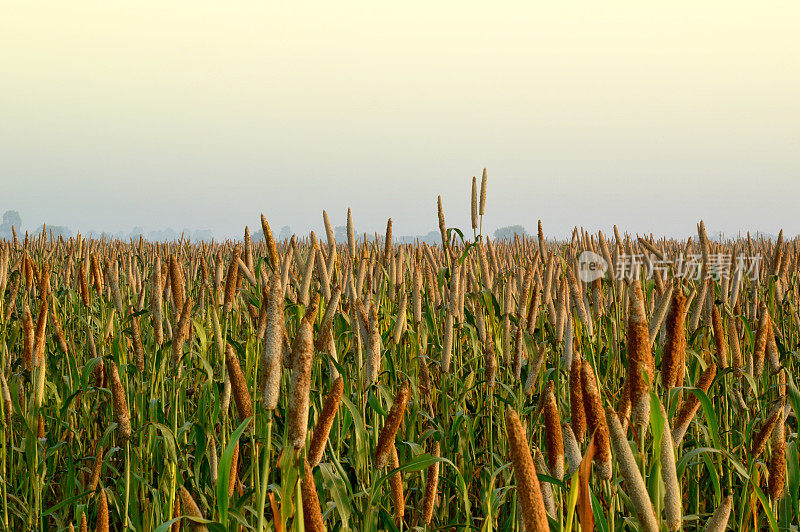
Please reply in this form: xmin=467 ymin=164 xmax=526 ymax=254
xmin=493 ymin=225 xmax=527 ymax=241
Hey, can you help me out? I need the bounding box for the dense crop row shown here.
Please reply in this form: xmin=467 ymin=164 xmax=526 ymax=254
xmin=0 ymin=175 xmax=798 ymax=530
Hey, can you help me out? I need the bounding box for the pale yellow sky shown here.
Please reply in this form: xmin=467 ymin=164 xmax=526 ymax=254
xmin=2 ymin=1 xmax=798 ymax=238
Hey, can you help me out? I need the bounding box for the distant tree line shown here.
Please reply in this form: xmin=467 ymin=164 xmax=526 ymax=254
xmin=0 ymin=209 xmax=215 ymax=242
xmin=1 ymin=209 xmax=530 ymax=244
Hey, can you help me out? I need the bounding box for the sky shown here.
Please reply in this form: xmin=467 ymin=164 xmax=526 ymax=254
xmin=1 ymin=1 xmax=798 ymax=240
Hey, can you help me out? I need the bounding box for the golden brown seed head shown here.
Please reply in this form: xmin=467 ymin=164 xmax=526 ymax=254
xmin=705 ymin=495 xmax=732 ymax=532
xmin=420 ymin=440 xmax=441 ymax=526
xmin=727 ymin=313 xmax=742 ymax=371
xmin=169 ymin=254 xmax=184 ymax=311
xmin=658 ymin=401 xmax=682 ymax=531
xmin=616 ymin=376 xmax=632 ymax=431
xmin=538 ymin=220 xmax=546 ymax=258
xmin=375 ymin=381 xmax=410 ymax=469
xmin=302 ymin=459 xmax=325 ymax=532
xmin=627 ymin=280 xmax=654 ymax=428
xmin=384 ymin=218 xmax=392 ymax=265
xmin=228 ymin=440 xmax=239 ymax=498
xmin=347 ymin=208 xmax=356 ymax=258
xmin=484 ymin=335 xmax=496 ymax=388
xmin=479 ymin=168 xmax=488 ymax=216
xmin=562 ymin=422 xmax=582 ymax=476
xmin=505 ymin=408 xmax=549 ymax=531
xmin=471 ymin=176 xmax=478 ymax=230
xmin=308 ymin=376 xmax=344 ymax=467
xmin=172 ymin=296 xmax=192 ymax=372
xmin=606 ymin=407 xmax=659 ymax=532
xmin=543 ymin=387 xmax=564 ymax=480
xmin=261 ymin=271 xmax=285 ymax=411
xmin=750 ymin=407 xmax=781 ymax=460
xmin=287 ymin=294 xmax=318 ymax=448
xmin=107 ymin=360 xmax=131 ymax=442
xmin=0 ymin=373 xmax=10 ymax=426
xmin=753 ymin=304 xmax=769 ymax=377
xmin=437 ymin=196 xmax=447 ymax=250
xmin=223 ymin=248 xmax=240 ymax=313
xmin=768 ymin=414 xmax=786 ymax=499
xmin=672 ymin=363 xmax=717 ymax=447
xmin=90 ymin=254 xmax=103 ymax=293
xmin=96 ymin=488 xmax=109 ymax=532
xmin=179 ymin=485 xmax=209 ymax=532
xmin=260 ymin=214 xmax=279 ymax=271
xmin=33 ymin=284 xmax=49 ymax=367
xmin=79 ymin=262 xmax=90 ymax=307
xmin=22 ymin=303 xmax=34 ymax=371
xmin=581 ymin=361 xmax=612 ymax=479
xmin=711 ymin=306 xmax=727 ymax=369
xmin=131 ymin=315 xmax=144 ymax=373
xmin=364 ymin=303 xmax=381 ymax=387
xmin=569 ymin=350 xmax=586 ymax=441
xmin=89 ymin=445 xmax=104 ymax=492
xmin=512 ymin=318 xmax=526 ymax=379
xmin=662 ymin=288 xmax=687 ymax=389
xmin=766 ymin=318 xmax=780 ymax=372
xmin=388 ymin=444 xmax=405 ymax=524
xmin=171 ymin=491 xmax=182 ymax=532
xmin=225 ymin=344 xmax=253 ymax=428
xmin=150 ymin=258 xmax=164 ymax=344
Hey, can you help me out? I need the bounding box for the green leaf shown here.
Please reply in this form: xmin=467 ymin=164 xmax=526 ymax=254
xmin=590 ymin=489 xmax=609 ymax=532
xmin=217 ymin=417 xmax=252 ymax=525
xmin=676 ymin=447 xmax=749 ymax=481
xmin=341 ymin=395 xmax=367 ymax=473
xmin=786 ymin=380 xmax=800 ymax=424
xmin=374 ymin=453 xmax=441 ymax=490
xmin=751 ymin=480 xmax=779 ymax=531
xmin=367 ymin=389 xmax=388 ymax=417
xmin=154 ymin=517 xmax=226 ymax=532
xmin=537 ymin=470 xmax=567 ymax=493
xmin=787 ymin=440 xmax=799 ymax=517
xmin=319 ymin=462 xmax=352 ymax=530
xmin=191 ymin=316 xmax=208 ymax=354
xmin=649 ymin=391 xmax=665 ymax=456
xmin=149 ymin=423 xmax=178 ymax=465
xmin=685 ymin=387 xmax=720 ymax=449
xmin=378 ymin=508 xmax=400 ymax=532
xmin=564 ymin=469 xmax=581 ymax=532
xmin=700 ymin=452 xmax=722 ymax=505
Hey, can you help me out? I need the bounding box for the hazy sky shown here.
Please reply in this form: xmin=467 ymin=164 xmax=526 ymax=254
xmin=2 ymin=1 xmax=798 ymax=240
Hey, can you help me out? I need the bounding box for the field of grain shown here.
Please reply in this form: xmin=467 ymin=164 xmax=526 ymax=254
xmin=0 ymin=174 xmax=798 ymax=531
